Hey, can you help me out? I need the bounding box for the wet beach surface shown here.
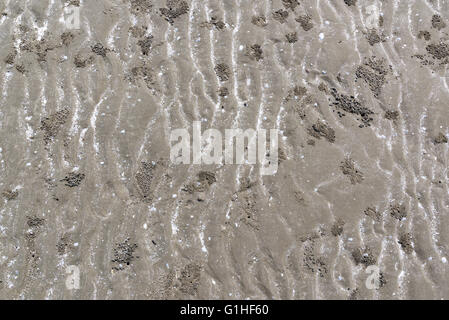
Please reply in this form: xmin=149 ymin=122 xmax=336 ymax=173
xmin=0 ymin=0 xmax=448 ymax=299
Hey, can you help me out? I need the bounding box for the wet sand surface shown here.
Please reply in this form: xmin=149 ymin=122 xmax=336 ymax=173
xmin=0 ymin=0 xmax=448 ymax=299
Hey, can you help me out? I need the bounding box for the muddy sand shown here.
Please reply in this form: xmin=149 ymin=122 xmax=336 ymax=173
xmin=0 ymin=0 xmax=448 ymax=299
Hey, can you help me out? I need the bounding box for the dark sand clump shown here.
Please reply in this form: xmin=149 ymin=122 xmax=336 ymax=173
xmin=398 ymin=233 xmax=414 ymax=254
xmin=286 ymin=85 xmax=307 ymax=101
xmin=25 ymin=215 xmax=44 ymax=259
xmin=340 ymin=158 xmax=364 ymax=184
xmin=91 ymin=43 xmax=109 ymax=57
xmin=61 ymin=172 xmax=85 ymax=187
xmin=128 ymin=63 xmax=156 ymax=89
xmin=159 ymin=0 xmax=189 ymax=24
xmin=344 ymin=0 xmax=357 ymax=6
xmin=179 ymin=263 xmax=202 ymax=295
xmin=304 ymin=245 xmax=328 ymax=277
xmin=15 ymin=64 xmax=26 ymax=74
xmin=61 ymin=32 xmax=75 ymax=46
xmin=352 ymin=247 xmax=376 ymax=266
xmin=4 ymin=50 xmax=17 ymax=65
xmin=331 ymin=219 xmax=345 ymax=236
xmin=356 ymin=57 xmax=391 ymax=98
xmin=330 ymin=88 xmax=374 ymax=127
xmin=24 ymin=216 xmax=45 ymax=280
xmin=198 ymin=171 xmax=216 ymax=185
xmin=239 ymin=176 xmax=255 ymax=192
xmin=349 ymin=289 xmax=360 ymax=300
xmin=418 ymin=31 xmax=431 ymax=41
xmin=431 ymin=14 xmax=446 ymax=31
xmin=294 ymin=190 xmax=305 ymax=204
xmin=364 ymin=207 xmax=381 ymax=221
xmin=137 ymin=35 xmax=153 ymax=55
xmin=2 ymin=189 xmax=18 ymax=200
xmin=214 ymin=63 xmax=230 ymax=81
xmin=218 ymin=87 xmax=228 ymax=97
xmin=67 ymin=0 xmax=80 ymax=6
xmin=282 ymin=0 xmax=300 ymax=11
xmin=74 ymin=53 xmax=94 ymax=68
xmin=385 ymin=110 xmax=399 ymax=121
xmin=273 ymin=9 xmax=289 ymax=24
xmin=129 ymin=25 xmax=148 ymax=38
xmin=356 ymin=66 xmax=385 ymax=97
xmin=390 ymin=203 xmax=407 ymax=220
xmin=296 ymin=15 xmax=314 ymax=31
xmin=426 ymin=42 xmax=449 ymax=60
xmin=130 ymin=0 xmax=153 ymax=15
xmin=40 ymin=109 xmax=70 ymax=144
xmin=286 ymin=32 xmax=298 ymax=43
xmin=412 ymin=54 xmax=434 ymax=66
xmin=19 ymin=35 xmax=62 ymax=63
xmin=135 ymin=161 xmax=157 ymax=200
xmin=318 ymin=82 xmax=328 ymax=93
xmin=434 ymin=132 xmax=448 ymax=144
xmin=27 ymin=216 xmax=45 ymax=228
xmin=365 ymin=29 xmax=386 ymax=46
xmin=237 ymin=191 xmax=259 ymax=230
xmin=251 ymin=15 xmax=268 ymax=27
xmin=294 ymin=103 xmax=306 ymax=119
xmin=246 ymin=44 xmax=263 ymax=61
xmin=112 ymin=238 xmax=138 ymax=270
xmin=278 ymin=147 xmax=287 ymax=165
xmin=308 ymin=121 xmax=336 ymax=143
xmin=209 ymin=16 xmax=226 ymax=30
xmin=379 ymin=272 xmax=387 ymax=287
xmin=183 ymin=171 xmax=216 ymax=194
xmin=56 ymin=234 xmax=73 ymax=255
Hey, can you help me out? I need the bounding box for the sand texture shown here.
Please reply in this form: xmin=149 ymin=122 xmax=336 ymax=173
xmin=0 ymin=0 xmax=448 ymax=299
